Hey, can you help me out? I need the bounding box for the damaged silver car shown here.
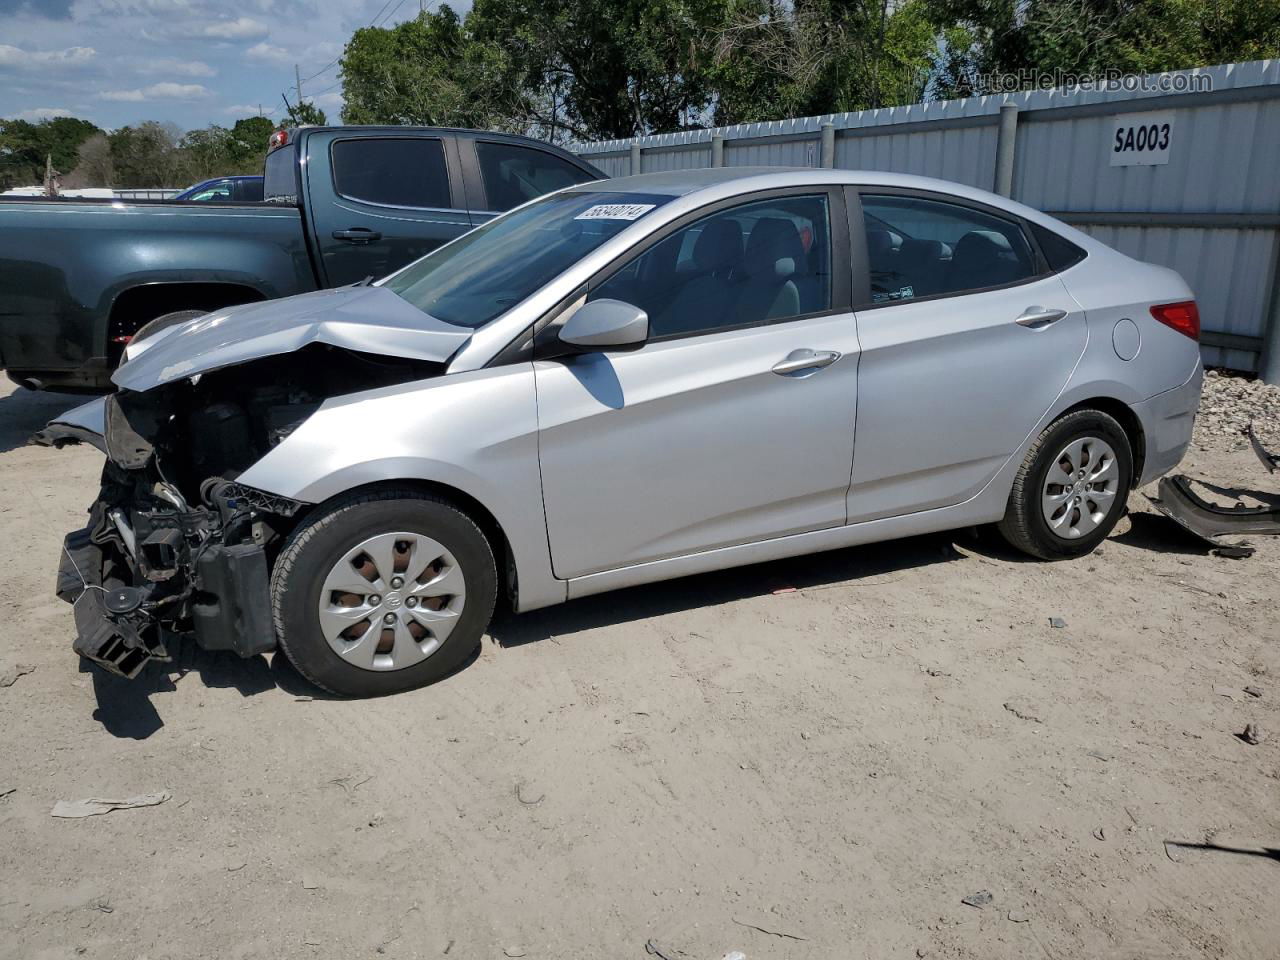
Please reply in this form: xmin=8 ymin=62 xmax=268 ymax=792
xmin=40 ymin=169 xmax=1204 ymax=696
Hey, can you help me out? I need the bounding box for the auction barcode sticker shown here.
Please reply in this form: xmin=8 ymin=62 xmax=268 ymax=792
xmin=574 ymin=203 xmax=656 ymax=221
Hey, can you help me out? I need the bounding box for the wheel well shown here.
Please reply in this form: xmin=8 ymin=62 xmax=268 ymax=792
xmin=1061 ymin=397 xmax=1146 ymax=480
xmin=310 ymin=479 xmax=516 ymax=607
xmin=108 ymin=282 xmax=266 ymax=358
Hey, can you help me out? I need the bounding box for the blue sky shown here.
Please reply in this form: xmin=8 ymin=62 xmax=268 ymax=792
xmin=0 ymin=0 xmax=455 ymax=130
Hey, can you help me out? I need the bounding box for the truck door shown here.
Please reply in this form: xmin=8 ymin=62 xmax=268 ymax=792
xmin=304 ymin=130 xmax=472 ymax=287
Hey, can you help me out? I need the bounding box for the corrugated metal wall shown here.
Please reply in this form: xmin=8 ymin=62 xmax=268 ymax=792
xmin=575 ymin=60 xmax=1280 ymax=378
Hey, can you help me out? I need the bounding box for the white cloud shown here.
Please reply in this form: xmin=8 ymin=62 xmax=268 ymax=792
xmin=222 ymin=103 xmax=273 ymax=116
xmin=0 ymin=44 xmax=96 ymax=68
xmin=142 ymin=58 xmax=216 ymax=78
xmin=201 ymin=17 xmax=270 ymax=40
xmin=245 ymin=41 xmax=289 ymax=62
xmin=99 ymin=82 xmax=210 ymax=102
xmin=313 ymin=91 xmax=344 ymax=111
xmin=14 ymin=106 xmax=76 ymax=121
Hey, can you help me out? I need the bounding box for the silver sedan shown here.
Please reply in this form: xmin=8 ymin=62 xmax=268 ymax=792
xmin=47 ymin=169 xmax=1203 ymax=696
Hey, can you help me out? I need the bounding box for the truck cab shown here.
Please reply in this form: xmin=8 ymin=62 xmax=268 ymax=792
xmin=0 ymin=125 xmax=601 ymax=391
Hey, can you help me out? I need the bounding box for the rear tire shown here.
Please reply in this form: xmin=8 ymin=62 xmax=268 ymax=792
xmin=271 ymin=489 xmax=498 ymax=697
xmin=997 ymin=408 xmax=1133 ymax=560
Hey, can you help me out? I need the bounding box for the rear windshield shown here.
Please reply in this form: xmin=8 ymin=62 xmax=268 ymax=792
xmin=383 ymin=190 xmax=673 ymax=329
xmin=263 ymin=144 xmax=299 ymax=205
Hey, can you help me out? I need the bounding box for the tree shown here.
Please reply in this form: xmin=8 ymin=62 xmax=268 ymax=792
xmin=341 ymin=5 xmax=520 ymax=131
xmin=108 ymin=121 xmax=183 ymax=187
xmin=924 ymin=0 xmax=1280 ymax=96
xmin=712 ymin=0 xmax=939 ymax=123
xmin=285 ymin=99 xmax=328 ymax=126
xmin=0 ymin=115 xmax=101 ymax=189
xmin=64 ymin=133 xmax=114 ymax=187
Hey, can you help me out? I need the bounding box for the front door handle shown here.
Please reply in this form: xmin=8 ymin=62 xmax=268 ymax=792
xmin=332 ymin=227 xmax=383 ymax=243
xmin=1015 ymin=306 xmax=1068 ymax=328
xmin=772 ymin=349 xmax=841 ymax=376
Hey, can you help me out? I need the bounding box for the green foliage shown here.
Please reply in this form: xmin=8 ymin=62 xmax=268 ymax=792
xmin=0 ymin=115 xmax=101 ymax=190
xmin=925 ymin=0 xmax=1280 ymax=93
xmin=285 ymin=100 xmax=328 ymax=127
xmin=340 ymin=5 xmax=518 ymax=129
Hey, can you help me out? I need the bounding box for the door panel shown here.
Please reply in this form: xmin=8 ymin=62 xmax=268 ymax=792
xmin=305 ymin=132 xmax=471 ymax=287
xmin=847 ymin=275 xmax=1086 ymax=522
xmin=536 ymin=315 xmax=861 ymax=580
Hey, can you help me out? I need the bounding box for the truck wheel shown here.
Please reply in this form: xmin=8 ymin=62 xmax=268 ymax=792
xmin=271 ymin=489 xmax=498 ymax=697
xmin=997 ymin=408 xmax=1134 ymax=560
xmin=121 ymin=309 xmax=206 ymax=362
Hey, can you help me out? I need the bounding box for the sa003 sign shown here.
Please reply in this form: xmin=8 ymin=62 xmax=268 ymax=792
xmin=1111 ymin=110 xmax=1174 ymax=166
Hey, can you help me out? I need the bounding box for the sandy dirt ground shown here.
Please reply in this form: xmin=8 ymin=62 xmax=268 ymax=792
xmin=0 ymin=374 xmax=1277 ymax=960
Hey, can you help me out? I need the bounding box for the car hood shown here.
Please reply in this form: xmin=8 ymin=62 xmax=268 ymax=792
xmin=112 ymin=285 xmax=474 ymax=393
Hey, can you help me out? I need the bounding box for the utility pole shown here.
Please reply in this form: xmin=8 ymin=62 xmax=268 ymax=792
xmin=295 ymin=64 xmax=303 ymax=104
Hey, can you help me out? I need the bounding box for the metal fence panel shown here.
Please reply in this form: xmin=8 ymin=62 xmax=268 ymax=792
xmin=574 ymin=59 xmax=1280 ymax=378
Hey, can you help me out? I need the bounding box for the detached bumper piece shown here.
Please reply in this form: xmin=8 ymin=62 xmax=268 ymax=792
xmin=56 ymin=469 xmax=293 ymax=679
xmin=1148 ymin=475 xmax=1280 ymax=559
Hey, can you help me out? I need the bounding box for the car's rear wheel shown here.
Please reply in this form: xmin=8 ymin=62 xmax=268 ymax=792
xmin=271 ymin=489 xmax=497 ymax=697
xmin=997 ymin=408 xmax=1134 ymax=560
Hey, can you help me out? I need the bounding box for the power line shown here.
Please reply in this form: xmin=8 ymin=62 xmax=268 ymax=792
xmin=372 ymin=0 xmax=410 ymax=28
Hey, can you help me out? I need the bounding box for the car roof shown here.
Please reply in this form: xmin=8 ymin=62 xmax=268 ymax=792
xmin=563 ymin=166 xmax=1100 ymax=247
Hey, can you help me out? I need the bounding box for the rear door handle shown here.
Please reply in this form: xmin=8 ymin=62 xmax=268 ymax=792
xmin=772 ymin=349 xmax=841 ymax=376
xmin=1015 ymin=306 xmax=1068 ymax=328
xmin=332 ymin=228 xmax=383 ymax=243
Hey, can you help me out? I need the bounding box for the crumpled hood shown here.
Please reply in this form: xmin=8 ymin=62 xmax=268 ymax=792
xmin=113 ymin=285 xmax=473 ymax=392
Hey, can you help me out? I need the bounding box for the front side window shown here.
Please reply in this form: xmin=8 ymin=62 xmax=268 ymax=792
xmin=590 ymin=194 xmax=832 ymax=340
xmin=860 ymin=194 xmax=1036 ymax=304
xmin=476 ymin=141 xmax=597 ymax=212
xmin=384 ymin=190 xmax=672 ymax=329
xmin=331 ymin=138 xmax=451 ymax=209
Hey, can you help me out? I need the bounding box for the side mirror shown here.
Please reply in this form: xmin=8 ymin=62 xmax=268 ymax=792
xmin=558 ymin=298 xmax=648 ymax=352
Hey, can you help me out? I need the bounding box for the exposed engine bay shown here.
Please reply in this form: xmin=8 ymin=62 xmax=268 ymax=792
xmin=38 ymin=345 xmax=446 ymax=678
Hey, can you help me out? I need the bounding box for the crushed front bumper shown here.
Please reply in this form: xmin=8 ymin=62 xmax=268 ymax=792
xmin=54 ymin=470 xmax=296 ymax=678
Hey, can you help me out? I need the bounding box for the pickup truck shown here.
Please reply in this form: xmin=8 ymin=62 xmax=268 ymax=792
xmin=0 ymin=126 xmax=602 ymax=390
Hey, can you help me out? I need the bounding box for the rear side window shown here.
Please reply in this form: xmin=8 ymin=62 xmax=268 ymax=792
xmin=237 ymin=178 xmax=264 ymax=202
xmin=476 ymin=141 xmax=596 ymax=212
xmin=860 ymin=194 xmax=1036 ymax=304
xmin=1031 ymin=222 xmax=1087 ymax=272
xmin=264 ymin=146 xmax=299 ymax=205
xmin=331 ymin=138 xmax=451 ymax=209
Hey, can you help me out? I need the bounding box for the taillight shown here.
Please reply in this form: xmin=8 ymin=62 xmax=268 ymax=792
xmin=1150 ymin=300 xmax=1199 ymax=341
xmin=268 ymin=129 xmax=289 ymax=151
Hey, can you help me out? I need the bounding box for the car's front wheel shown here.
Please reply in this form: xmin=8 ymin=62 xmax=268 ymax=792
xmin=271 ymin=489 xmax=497 ymax=697
xmin=997 ymin=408 xmax=1134 ymax=560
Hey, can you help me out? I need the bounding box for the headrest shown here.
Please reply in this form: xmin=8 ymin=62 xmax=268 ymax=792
xmin=866 ymin=229 xmax=896 ymax=260
xmin=744 ymin=217 xmax=804 ymax=278
xmin=952 ymin=230 xmax=1010 ymax=265
xmin=692 ymin=218 xmax=744 ymax=272
xmin=900 ymin=238 xmax=949 ymax=261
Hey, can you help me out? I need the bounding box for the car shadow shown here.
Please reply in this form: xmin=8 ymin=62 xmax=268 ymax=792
xmin=85 ymin=645 xmax=333 ymax=740
xmin=0 ymin=384 xmax=91 ymax=454
xmin=489 ymin=530 xmax=967 ymax=649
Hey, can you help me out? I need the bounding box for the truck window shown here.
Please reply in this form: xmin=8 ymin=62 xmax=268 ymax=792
xmin=264 ymin=145 xmax=299 ymax=205
xmin=332 ymin=138 xmax=451 ymax=209
xmin=476 ymin=141 xmax=595 ymax=212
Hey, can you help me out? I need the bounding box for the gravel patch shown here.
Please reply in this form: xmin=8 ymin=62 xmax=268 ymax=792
xmin=1193 ymin=368 xmax=1280 ymax=451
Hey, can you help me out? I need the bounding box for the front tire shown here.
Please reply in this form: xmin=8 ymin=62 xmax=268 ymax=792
xmin=271 ymin=489 xmax=498 ymax=697
xmin=997 ymin=408 xmax=1134 ymax=560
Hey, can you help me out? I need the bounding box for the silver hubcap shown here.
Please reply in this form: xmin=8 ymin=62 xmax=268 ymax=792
xmin=1041 ymin=436 xmax=1119 ymax=539
xmin=317 ymin=532 xmax=466 ymax=672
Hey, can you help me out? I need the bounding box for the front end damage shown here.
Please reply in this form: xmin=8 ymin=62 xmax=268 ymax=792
xmin=38 ymin=344 xmax=448 ymax=678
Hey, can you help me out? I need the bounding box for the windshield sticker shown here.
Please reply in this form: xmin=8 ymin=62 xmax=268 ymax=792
xmin=574 ymin=203 xmax=657 ymax=222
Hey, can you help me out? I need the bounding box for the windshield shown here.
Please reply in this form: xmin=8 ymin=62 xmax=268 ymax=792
xmin=383 ymin=190 xmax=673 ymax=329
